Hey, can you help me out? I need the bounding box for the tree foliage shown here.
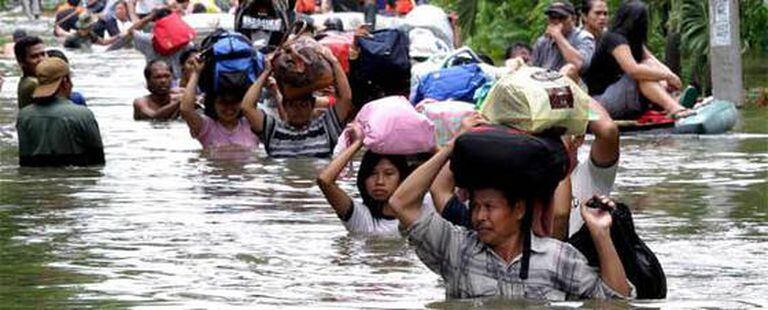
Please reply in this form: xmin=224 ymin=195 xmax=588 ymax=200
xmin=430 ymin=0 xmax=768 ymax=90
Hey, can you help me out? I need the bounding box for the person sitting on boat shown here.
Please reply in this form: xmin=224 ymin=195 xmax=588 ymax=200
xmin=17 ymin=58 xmax=105 ymax=167
xmin=584 ymin=0 xmax=694 ymax=120
xmin=316 ymin=126 xmax=435 ymax=235
xmin=387 ymin=123 xmax=633 ymax=300
xmin=134 ymin=59 xmax=184 ymax=120
xmin=504 ymin=41 xmax=532 ymax=68
xmin=579 ymin=0 xmax=608 ymax=39
xmin=63 ymin=12 xmax=124 ymax=50
xmin=531 ymin=0 xmax=595 ymax=81
xmin=240 ymin=47 xmax=354 ymax=158
xmin=180 ymin=56 xmax=260 ymax=151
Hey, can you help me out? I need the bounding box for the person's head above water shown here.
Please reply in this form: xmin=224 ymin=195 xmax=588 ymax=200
xmin=14 ymin=35 xmax=46 ymax=77
xmin=144 ymin=59 xmax=172 ymax=96
xmin=356 ymin=151 xmax=412 ymax=219
xmin=451 ymin=129 xmax=571 ymax=242
xmin=281 ymin=96 xmax=317 ymax=129
xmin=12 ymin=29 xmax=28 ymax=42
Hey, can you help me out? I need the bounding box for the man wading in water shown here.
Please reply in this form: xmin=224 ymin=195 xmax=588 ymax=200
xmin=134 ymin=59 xmax=183 ymax=120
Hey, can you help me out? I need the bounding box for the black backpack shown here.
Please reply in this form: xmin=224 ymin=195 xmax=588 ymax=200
xmin=234 ymin=0 xmax=291 ymax=52
xmin=568 ymin=202 xmax=667 ymax=299
xmin=349 ymin=28 xmax=411 ymax=107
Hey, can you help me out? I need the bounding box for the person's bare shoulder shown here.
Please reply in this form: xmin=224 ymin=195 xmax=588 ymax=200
xmin=133 ymin=95 xmax=152 ymax=119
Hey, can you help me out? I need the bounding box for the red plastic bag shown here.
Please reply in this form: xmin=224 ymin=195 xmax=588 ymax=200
xmin=318 ymin=32 xmax=353 ymax=73
xmin=152 ymin=12 xmax=195 ymax=56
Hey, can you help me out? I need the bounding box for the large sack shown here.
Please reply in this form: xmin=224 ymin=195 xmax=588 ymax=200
xmin=450 ymin=125 xmax=568 ymax=196
xmin=199 ymin=30 xmax=265 ymax=94
xmin=411 ymin=63 xmax=488 ymax=104
xmin=349 ymin=28 xmax=411 ymax=106
xmin=152 ymin=12 xmax=196 ymax=56
xmin=272 ymin=35 xmax=334 ymax=100
xmin=403 ymin=5 xmax=454 ymax=48
xmin=415 ymin=100 xmax=476 ymax=146
xmin=408 ymin=27 xmax=452 ymax=60
xmin=480 ymin=66 xmax=589 ymax=135
xmin=339 ymin=96 xmax=435 ymax=155
xmin=569 ymin=202 xmax=667 ymax=299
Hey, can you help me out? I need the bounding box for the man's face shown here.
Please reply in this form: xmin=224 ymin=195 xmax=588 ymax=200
xmin=470 ymin=189 xmax=523 ymax=247
xmin=585 ymin=1 xmax=608 ymax=33
xmin=115 ymin=3 xmax=128 ymax=21
xmin=22 ymin=43 xmax=46 ymax=76
xmin=147 ymin=63 xmax=172 ymax=95
xmin=547 ymin=14 xmax=574 ymax=35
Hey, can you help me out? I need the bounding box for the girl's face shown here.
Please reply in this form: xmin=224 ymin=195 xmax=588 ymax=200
xmin=364 ymin=158 xmax=402 ymax=202
xmin=214 ymin=96 xmax=241 ymax=123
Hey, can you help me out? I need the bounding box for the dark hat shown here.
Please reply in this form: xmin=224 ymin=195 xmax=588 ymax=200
xmin=450 ymin=125 xmax=568 ymax=199
xmin=545 ymin=0 xmax=576 ymax=17
xmin=12 ymin=29 xmax=28 ymax=41
xmin=323 ymin=17 xmax=344 ymax=32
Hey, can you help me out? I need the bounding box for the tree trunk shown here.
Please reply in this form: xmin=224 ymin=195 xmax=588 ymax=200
xmin=665 ymin=31 xmax=682 ymax=76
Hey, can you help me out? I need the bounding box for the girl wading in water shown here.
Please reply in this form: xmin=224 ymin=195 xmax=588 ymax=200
xmin=180 ymin=57 xmax=259 ymax=151
xmin=316 ymin=126 xmax=433 ymax=235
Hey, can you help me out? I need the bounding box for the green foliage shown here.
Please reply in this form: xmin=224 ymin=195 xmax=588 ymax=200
xmin=432 ymin=0 xmax=767 ymax=85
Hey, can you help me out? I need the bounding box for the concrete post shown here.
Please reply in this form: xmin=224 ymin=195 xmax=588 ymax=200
xmin=708 ymin=0 xmax=743 ymax=106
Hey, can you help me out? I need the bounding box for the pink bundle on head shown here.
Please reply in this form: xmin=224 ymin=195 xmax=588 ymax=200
xmin=336 ymin=96 xmax=436 ymax=156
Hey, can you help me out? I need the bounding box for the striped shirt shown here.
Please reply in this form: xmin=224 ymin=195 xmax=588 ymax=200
xmin=404 ymin=211 xmax=633 ymax=300
xmin=261 ymin=108 xmax=343 ymax=158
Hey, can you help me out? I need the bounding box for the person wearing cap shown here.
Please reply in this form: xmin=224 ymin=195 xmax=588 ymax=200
xmin=387 ymin=118 xmax=631 ymax=300
xmin=14 ymin=36 xmax=47 ymax=110
xmin=63 ymin=12 xmax=123 ymax=49
xmin=134 ymin=59 xmax=183 ymax=120
xmin=16 ymin=58 xmax=105 ymax=167
xmin=531 ymin=0 xmax=595 ymax=80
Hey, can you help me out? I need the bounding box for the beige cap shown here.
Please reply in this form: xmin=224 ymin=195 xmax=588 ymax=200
xmin=32 ymin=58 xmax=69 ymax=98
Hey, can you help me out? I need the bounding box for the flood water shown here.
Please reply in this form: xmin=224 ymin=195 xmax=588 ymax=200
xmin=1 ymin=14 xmax=767 ymax=309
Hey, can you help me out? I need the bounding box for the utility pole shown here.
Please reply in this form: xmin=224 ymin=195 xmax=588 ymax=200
xmin=708 ymin=0 xmax=743 ymax=106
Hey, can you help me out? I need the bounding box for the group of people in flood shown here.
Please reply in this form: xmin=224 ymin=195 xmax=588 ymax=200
xmin=5 ymin=0 xmax=688 ymax=302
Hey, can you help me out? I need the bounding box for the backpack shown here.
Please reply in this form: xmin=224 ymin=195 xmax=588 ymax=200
xmin=199 ymin=30 xmax=265 ymax=94
xmin=152 ymin=12 xmax=196 ymax=56
xmin=350 ymin=28 xmax=411 ymax=106
xmin=234 ymin=0 xmax=291 ymax=51
xmin=412 ymin=63 xmax=488 ymax=104
xmin=568 ymin=202 xmax=667 ymax=299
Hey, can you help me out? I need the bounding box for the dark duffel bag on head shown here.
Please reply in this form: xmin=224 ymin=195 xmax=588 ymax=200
xmin=568 ymin=202 xmax=667 ymax=299
xmin=350 ymin=28 xmax=411 ymax=106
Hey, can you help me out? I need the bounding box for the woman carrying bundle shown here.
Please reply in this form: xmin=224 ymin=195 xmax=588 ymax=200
xmin=315 ymin=126 xmax=434 ymax=235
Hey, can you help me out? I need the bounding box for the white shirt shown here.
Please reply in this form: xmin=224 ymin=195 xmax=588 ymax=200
xmin=568 ymin=157 xmax=618 ymax=236
xmin=343 ymin=196 xmax=435 ymax=236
